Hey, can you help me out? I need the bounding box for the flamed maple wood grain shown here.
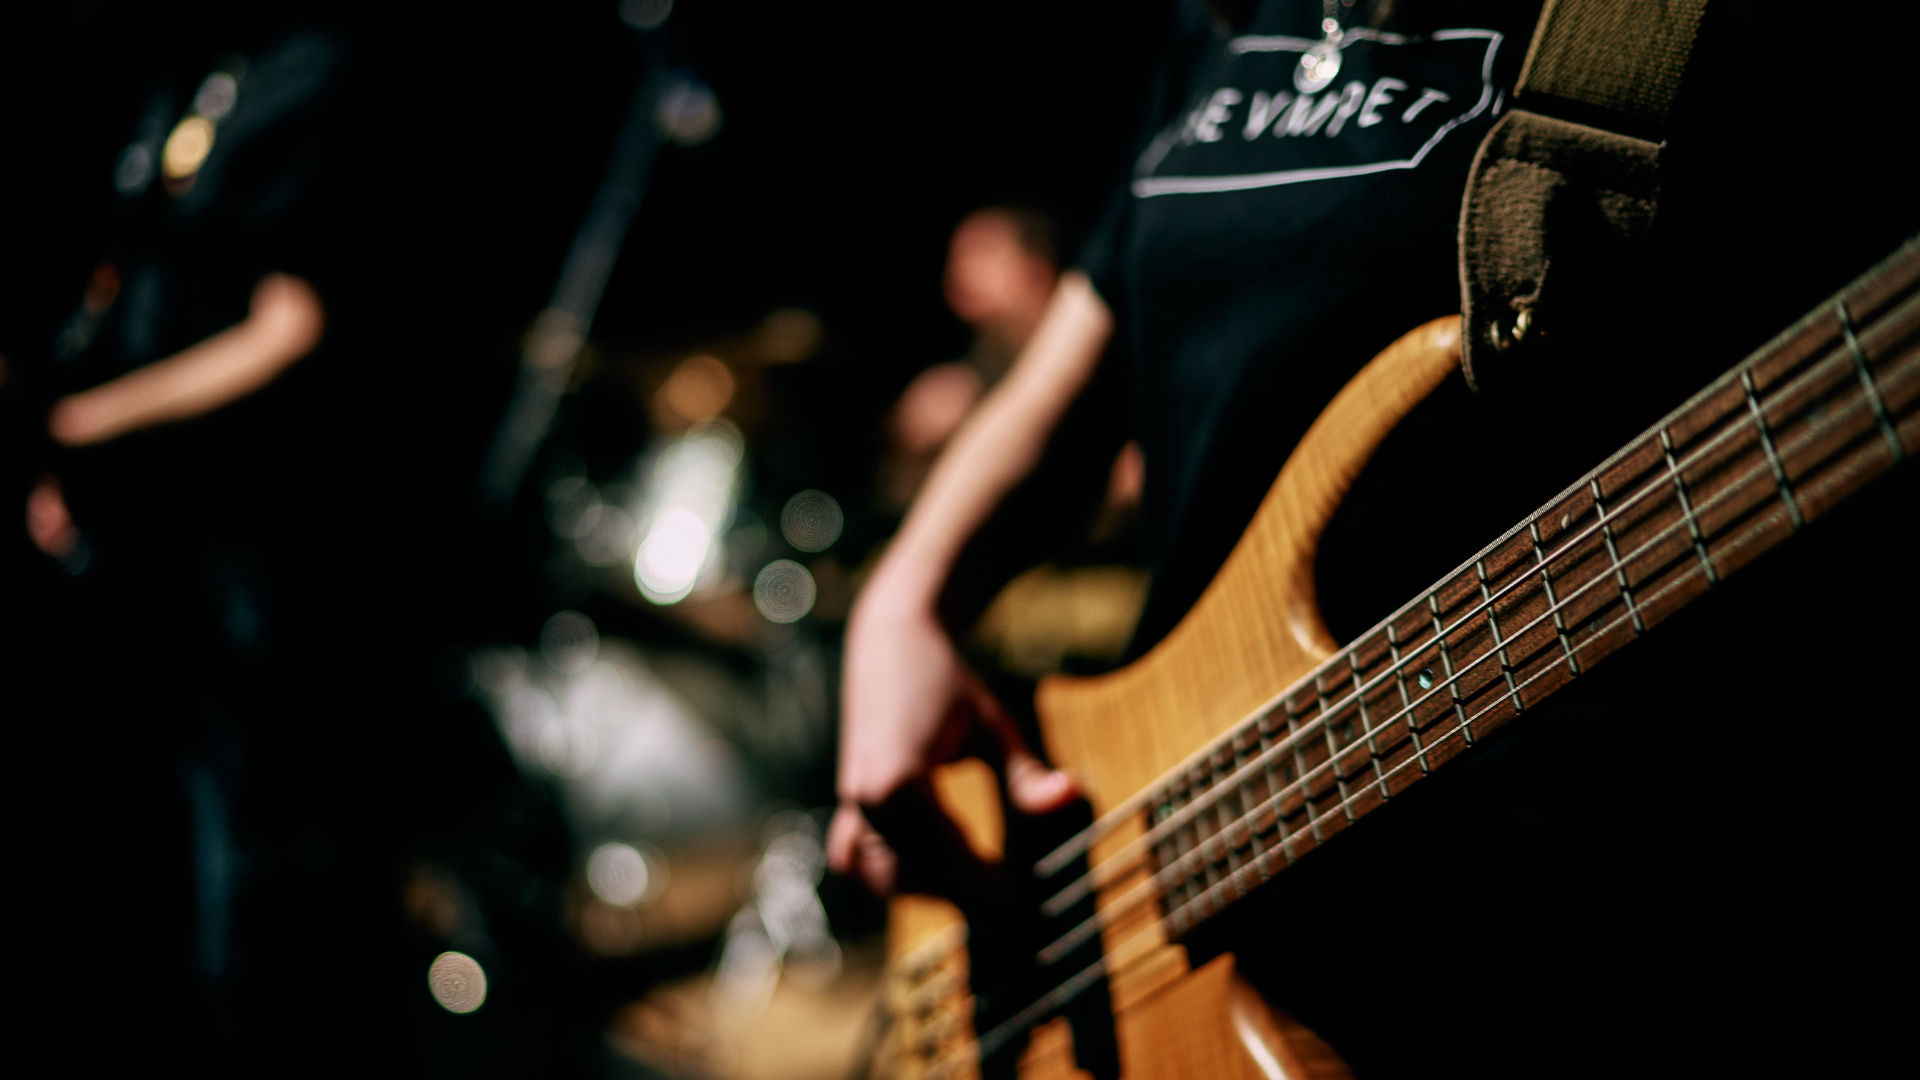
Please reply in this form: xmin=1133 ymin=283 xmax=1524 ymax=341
xmin=1039 ymin=318 xmax=1467 ymax=824
xmin=1032 ymin=318 xmax=1459 ymax=1079
xmin=882 ymin=318 xmax=1461 ymax=1080
xmin=881 ymin=237 xmax=1920 ymax=1080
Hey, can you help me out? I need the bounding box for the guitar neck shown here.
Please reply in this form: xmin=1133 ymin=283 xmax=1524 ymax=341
xmin=1044 ymin=238 xmax=1920 ymax=943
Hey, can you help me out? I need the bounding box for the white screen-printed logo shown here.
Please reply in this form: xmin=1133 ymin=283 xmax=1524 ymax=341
xmin=1133 ymin=29 xmax=1503 ymax=198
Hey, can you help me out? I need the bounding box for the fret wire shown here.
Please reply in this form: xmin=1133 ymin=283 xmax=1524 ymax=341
xmin=1087 ymin=281 xmax=1910 ymax=873
xmin=1739 ymin=368 xmax=1806 ymax=530
xmin=1660 ymin=426 xmax=1721 ymax=586
xmin=1167 ymin=768 xmax=1198 ymax=903
xmin=1837 ymin=299 xmax=1907 ymax=463
xmin=1244 ymin=729 xmax=1277 ymax=875
xmin=980 ymin=540 xmax=1741 ymax=1071
xmin=1037 ymin=363 xmax=1909 ymax=970
xmin=961 ymin=262 xmax=1920 ymax=1074
xmin=1157 ymin=823 xmax=1183 ymax=913
xmin=1168 ymin=777 xmax=1194 ymax=912
xmin=1221 ymin=737 xmax=1251 ymax=883
xmin=1316 ymin=676 xmax=1360 ymax=824
xmin=1190 ymin=762 xmax=1224 ymax=907
xmin=1152 ymin=529 xmax=1781 ymax=950
xmin=1588 ymin=477 xmax=1646 ymax=635
xmin=1040 ymin=438 xmax=1887 ymax=1009
xmin=1260 ymin=707 xmax=1302 ymax=863
xmin=1046 ymin=419 xmax=1743 ymax=915
xmin=1244 ymin=714 xmax=1274 ymax=857
xmin=1048 ymin=449 xmax=1745 ymax=957
xmin=1052 ymin=443 xmax=1712 ymax=907
xmin=1209 ymin=746 xmax=1244 ymax=898
xmin=1287 ymin=699 xmax=1324 ymax=844
xmin=1386 ymin=621 xmax=1432 ymax=773
xmin=1036 ymin=296 xmax=1901 ymax=887
xmin=1226 ymin=732 xmax=1260 ymax=877
xmin=1350 ymin=662 xmax=1392 ymax=802
xmin=1476 ymin=557 xmax=1525 ymax=711
xmin=1159 ymin=526 xmax=1751 ymax=937
xmin=1530 ymin=520 xmax=1581 ymax=676
xmin=1428 ymin=594 xmax=1474 ymax=744
xmin=1224 ymin=764 xmax=1256 ymax=899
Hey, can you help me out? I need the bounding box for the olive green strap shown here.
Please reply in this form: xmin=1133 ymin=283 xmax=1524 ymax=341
xmin=1517 ymin=0 xmax=1710 ymax=136
xmin=1459 ymin=0 xmax=1713 ymax=386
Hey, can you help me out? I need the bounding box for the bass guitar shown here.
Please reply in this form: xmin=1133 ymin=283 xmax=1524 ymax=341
xmin=876 ymin=236 xmax=1920 ymax=1080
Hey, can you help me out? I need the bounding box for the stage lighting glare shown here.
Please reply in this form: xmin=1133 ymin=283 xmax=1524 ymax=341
xmin=637 ymin=507 xmax=712 ymax=603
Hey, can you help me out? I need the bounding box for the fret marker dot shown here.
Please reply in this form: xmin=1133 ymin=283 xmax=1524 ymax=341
xmin=1560 ymin=513 xmax=1571 ymax=530
xmin=1417 ymin=668 xmax=1435 ymax=690
xmin=1335 ymin=720 xmax=1355 ymax=743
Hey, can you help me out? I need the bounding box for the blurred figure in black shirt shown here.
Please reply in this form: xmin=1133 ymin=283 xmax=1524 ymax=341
xmin=3 ymin=4 xmax=670 ymax=1075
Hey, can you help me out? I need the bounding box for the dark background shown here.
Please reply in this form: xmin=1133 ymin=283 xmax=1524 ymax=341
xmin=0 ymin=2 xmax=1169 ymax=1073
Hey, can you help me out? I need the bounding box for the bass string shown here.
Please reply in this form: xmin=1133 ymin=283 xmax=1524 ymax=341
xmin=908 ymin=273 xmax=1920 ymax=1073
xmin=939 ymin=471 xmax=1877 ymax=1080
xmin=1034 ymin=341 xmax=1914 ymax=966
xmin=1034 ymin=296 xmax=1914 ymax=899
xmin=1037 ymin=287 xmax=1916 ymax=876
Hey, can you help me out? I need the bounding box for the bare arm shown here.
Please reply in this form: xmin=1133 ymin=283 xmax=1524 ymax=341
xmin=47 ymin=273 xmax=324 ymax=447
xmin=831 ymin=271 xmax=1113 ymax=891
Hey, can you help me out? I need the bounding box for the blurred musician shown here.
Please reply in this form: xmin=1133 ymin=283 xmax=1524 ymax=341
xmin=832 ymin=1 xmax=1919 ymax=1075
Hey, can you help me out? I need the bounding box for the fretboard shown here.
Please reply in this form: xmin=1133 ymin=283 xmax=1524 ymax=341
xmin=1036 ymin=237 xmax=1920 ymax=960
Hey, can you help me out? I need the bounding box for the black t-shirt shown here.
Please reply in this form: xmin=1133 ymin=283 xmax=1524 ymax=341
xmin=1033 ymin=2 xmax=1920 ymax=1078
xmin=1081 ymin=0 xmax=1539 ymax=648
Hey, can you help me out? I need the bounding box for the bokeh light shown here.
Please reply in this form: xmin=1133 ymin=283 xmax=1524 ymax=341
xmin=503 ymin=684 xmax=556 ymax=760
xmin=537 ymin=714 xmax=598 ymax=778
xmin=633 ymin=426 xmax=742 ymax=604
xmin=779 ymin=490 xmax=842 ymax=553
xmin=194 ymin=72 xmax=239 ymax=121
xmin=162 ymin=116 xmax=215 ymax=179
xmin=636 ymin=507 xmax=712 ymax=602
xmin=755 ymin=308 xmax=822 ymax=363
xmin=753 ymin=559 xmax=816 ymax=623
xmin=113 ymin=144 xmax=154 ymax=194
xmin=546 ymin=476 xmax=600 ymax=539
xmin=586 ymin=841 xmax=651 ymax=906
xmin=577 ymin=504 xmax=638 ymax=568
xmin=539 ymin=611 xmax=600 ymax=674
xmin=427 ymin=951 xmax=487 ymax=1014
xmin=659 ymin=354 xmax=734 ymax=424
xmin=656 ymin=74 xmax=721 ymax=146
xmin=619 ymin=0 xmax=673 ymax=31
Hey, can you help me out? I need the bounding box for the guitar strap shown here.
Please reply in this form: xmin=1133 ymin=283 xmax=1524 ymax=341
xmin=1458 ymin=0 xmax=1712 ymax=388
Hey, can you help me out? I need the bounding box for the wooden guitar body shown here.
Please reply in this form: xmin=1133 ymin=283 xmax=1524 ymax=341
xmin=883 ymin=317 xmax=1466 ymax=1080
xmin=881 ymin=239 xmax=1920 ymax=1079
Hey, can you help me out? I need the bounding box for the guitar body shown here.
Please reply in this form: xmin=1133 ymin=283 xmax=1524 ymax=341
xmin=883 ymin=317 xmax=1465 ymax=1080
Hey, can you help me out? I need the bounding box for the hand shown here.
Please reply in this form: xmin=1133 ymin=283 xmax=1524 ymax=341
xmin=829 ymin=275 xmax=1111 ymax=895
xmin=828 ymin=576 xmax=1075 ymax=895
